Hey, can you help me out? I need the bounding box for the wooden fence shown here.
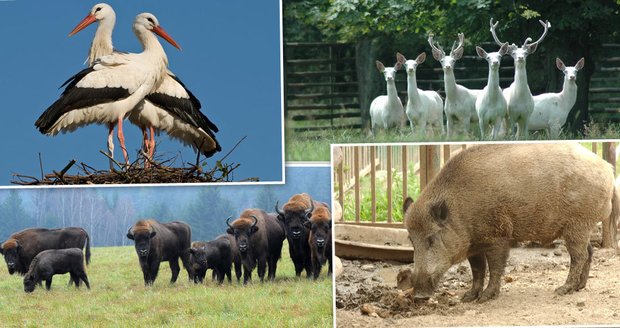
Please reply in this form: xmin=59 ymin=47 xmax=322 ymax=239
xmin=334 ymin=142 xmax=618 ymax=247
xmin=284 ymin=43 xmax=361 ymax=132
xmin=589 ymin=44 xmax=620 ymax=123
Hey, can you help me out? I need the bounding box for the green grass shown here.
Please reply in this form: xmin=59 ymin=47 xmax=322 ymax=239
xmin=0 ymin=244 xmax=333 ymax=327
xmin=285 ymin=123 xmax=620 ymax=162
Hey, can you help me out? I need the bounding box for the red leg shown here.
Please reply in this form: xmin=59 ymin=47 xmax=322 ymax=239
xmin=149 ymin=126 xmax=156 ymax=160
xmin=141 ymin=127 xmax=150 ymax=169
xmin=116 ymin=117 xmax=129 ymax=166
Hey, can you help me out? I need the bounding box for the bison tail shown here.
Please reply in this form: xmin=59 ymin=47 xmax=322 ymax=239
xmin=84 ymin=230 xmax=91 ymax=265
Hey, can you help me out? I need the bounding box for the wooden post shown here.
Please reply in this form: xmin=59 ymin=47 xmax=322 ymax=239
xmin=443 ymin=145 xmax=451 ymax=165
xmin=602 ymin=142 xmax=618 ymax=249
xmin=370 ymin=146 xmax=376 ymax=223
xmin=354 ymin=147 xmax=360 ymax=223
xmin=402 ymin=146 xmax=408 ymax=202
xmin=337 ymin=148 xmax=344 ymax=221
xmin=387 ymin=147 xmax=393 ymax=223
xmin=420 ymin=145 xmax=441 ymax=191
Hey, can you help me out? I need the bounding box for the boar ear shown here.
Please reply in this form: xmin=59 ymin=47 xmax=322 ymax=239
xmin=403 ymin=197 xmax=414 ymax=215
xmin=226 ymin=227 xmax=234 ymax=235
xmin=429 ymin=200 xmax=449 ymax=224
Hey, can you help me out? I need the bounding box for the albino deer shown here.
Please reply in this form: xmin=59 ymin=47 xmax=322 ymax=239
xmin=475 ymin=43 xmax=509 ymax=139
xmin=529 ymin=58 xmax=584 ymax=137
xmin=490 ymin=18 xmax=550 ymax=139
xmin=396 ymin=52 xmax=444 ymax=136
xmin=369 ymin=60 xmax=406 ymax=135
xmin=428 ymin=33 xmax=480 ymax=137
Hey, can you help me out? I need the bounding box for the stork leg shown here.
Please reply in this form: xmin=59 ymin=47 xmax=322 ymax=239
xmin=116 ymin=116 xmax=129 ymax=167
xmin=107 ymin=123 xmax=115 ymax=170
xmin=141 ymin=127 xmax=151 ymax=169
xmin=148 ymin=126 xmax=156 ymax=160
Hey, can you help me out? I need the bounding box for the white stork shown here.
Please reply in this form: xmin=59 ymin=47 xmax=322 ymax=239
xmin=36 ymin=12 xmax=181 ymax=169
xmin=66 ymin=3 xmax=221 ymax=165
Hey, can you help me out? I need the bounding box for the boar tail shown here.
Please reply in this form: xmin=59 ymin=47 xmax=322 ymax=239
xmin=608 ymin=186 xmax=619 ymax=248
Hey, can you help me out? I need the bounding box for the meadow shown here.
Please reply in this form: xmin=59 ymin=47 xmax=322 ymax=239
xmin=0 ymin=243 xmax=333 ymax=327
xmin=285 ymin=123 xmax=620 ymax=162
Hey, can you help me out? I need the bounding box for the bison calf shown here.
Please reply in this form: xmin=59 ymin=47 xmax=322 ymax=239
xmin=226 ymin=209 xmax=285 ymax=284
xmin=127 ymin=220 xmax=193 ymax=286
xmin=1 ymin=227 xmax=91 ymax=276
xmin=23 ymin=248 xmax=90 ymax=293
xmin=308 ymin=206 xmax=332 ymax=279
xmin=403 ymin=143 xmax=619 ymax=303
xmin=190 ymin=234 xmax=242 ymax=284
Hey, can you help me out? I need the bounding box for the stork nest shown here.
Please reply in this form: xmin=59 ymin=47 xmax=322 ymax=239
xmin=12 ymin=138 xmax=258 ymax=185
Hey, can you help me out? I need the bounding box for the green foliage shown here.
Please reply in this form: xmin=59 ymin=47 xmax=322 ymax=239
xmin=0 ymin=245 xmax=333 ymax=327
xmin=340 ymin=164 xmax=421 ymax=223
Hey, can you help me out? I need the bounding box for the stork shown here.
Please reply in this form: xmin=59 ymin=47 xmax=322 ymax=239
xmin=67 ymin=4 xmax=220 ymax=166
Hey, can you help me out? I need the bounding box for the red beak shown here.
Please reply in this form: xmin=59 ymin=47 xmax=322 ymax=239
xmin=69 ymin=13 xmax=97 ymax=37
xmin=152 ymin=25 xmax=181 ymax=50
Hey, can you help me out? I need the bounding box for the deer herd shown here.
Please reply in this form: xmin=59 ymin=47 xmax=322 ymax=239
xmin=370 ymin=18 xmax=585 ymax=139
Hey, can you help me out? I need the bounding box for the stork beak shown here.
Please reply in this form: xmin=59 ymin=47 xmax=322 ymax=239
xmin=152 ymin=26 xmax=182 ymax=50
xmin=69 ymin=14 xmax=97 ymax=37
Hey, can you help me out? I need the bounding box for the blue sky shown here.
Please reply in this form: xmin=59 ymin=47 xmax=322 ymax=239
xmin=0 ymin=1 xmax=283 ymax=184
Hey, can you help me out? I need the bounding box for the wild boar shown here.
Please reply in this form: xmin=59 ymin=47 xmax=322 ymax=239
xmin=403 ymin=143 xmax=619 ymax=303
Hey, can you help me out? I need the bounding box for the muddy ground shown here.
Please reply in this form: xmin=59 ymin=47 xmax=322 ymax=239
xmin=336 ymin=245 xmax=620 ymax=326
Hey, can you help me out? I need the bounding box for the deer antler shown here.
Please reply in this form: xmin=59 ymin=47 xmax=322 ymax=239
xmin=523 ymin=20 xmax=551 ymax=48
xmin=450 ymin=33 xmax=464 ymax=57
xmin=489 ymin=18 xmax=504 ymax=46
xmin=428 ymin=33 xmax=445 ymax=56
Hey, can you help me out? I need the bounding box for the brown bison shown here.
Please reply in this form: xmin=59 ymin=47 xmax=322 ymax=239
xmin=275 ymin=193 xmax=328 ymax=278
xmin=126 ymin=219 xmax=193 ymax=285
xmin=189 ymin=234 xmax=242 ymax=284
xmin=0 ymin=227 xmax=91 ymax=276
xmin=23 ymin=248 xmax=90 ymax=293
xmin=226 ymin=209 xmax=285 ymax=284
xmin=403 ymin=143 xmax=619 ymax=303
xmin=308 ymin=206 xmax=332 ymax=280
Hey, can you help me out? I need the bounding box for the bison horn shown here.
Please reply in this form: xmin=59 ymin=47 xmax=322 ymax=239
xmin=250 ymin=215 xmax=259 ymax=227
xmin=275 ymin=200 xmax=284 ymax=216
xmin=305 ymin=198 xmax=315 ymax=218
xmin=225 ymin=216 xmax=233 ymax=228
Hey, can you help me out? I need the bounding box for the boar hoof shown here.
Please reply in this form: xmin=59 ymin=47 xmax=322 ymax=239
xmin=461 ymin=290 xmax=482 ymax=303
xmin=554 ymin=284 xmax=576 ymax=295
xmin=477 ymin=289 xmax=499 ymax=303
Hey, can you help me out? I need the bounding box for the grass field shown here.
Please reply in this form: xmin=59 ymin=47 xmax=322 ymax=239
xmin=285 ymin=123 xmax=620 ymax=162
xmin=0 ymin=243 xmax=333 ymax=327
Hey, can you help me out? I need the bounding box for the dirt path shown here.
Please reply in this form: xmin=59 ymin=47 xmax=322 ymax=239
xmin=336 ymin=247 xmax=620 ymax=326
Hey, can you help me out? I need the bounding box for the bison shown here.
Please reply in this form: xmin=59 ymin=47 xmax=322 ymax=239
xmin=23 ymin=248 xmax=90 ymax=293
xmin=275 ymin=193 xmax=328 ymax=278
xmin=308 ymin=206 xmax=332 ymax=279
xmin=403 ymin=143 xmax=619 ymax=303
xmin=189 ymin=234 xmax=242 ymax=284
xmin=0 ymin=227 xmax=91 ymax=276
xmin=226 ymin=209 xmax=285 ymax=284
xmin=126 ymin=219 xmax=194 ymax=285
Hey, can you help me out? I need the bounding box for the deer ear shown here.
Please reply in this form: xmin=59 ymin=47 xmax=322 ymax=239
xmin=416 ymin=52 xmax=426 ymax=64
xmin=452 ymin=47 xmax=464 ymax=60
xmin=396 ymin=52 xmax=406 ymax=64
xmin=499 ymin=43 xmax=509 ymax=56
xmin=375 ymin=60 xmax=385 ymax=72
xmin=575 ymin=58 xmax=585 ymax=70
xmin=431 ymin=48 xmax=443 ymax=61
xmin=394 ymin=61 xmax=402 ymax=71
xmin=556 ymin=58 xmax=566 ymax=71
xmin=526 ymin=42 xmax=539 ymax=54
xmin=475 ymin=46 xmax=487 ymax=59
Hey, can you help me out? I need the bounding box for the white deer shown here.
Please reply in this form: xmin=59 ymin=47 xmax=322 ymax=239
xmin=428 ymin=33 xmax=480 ymax=137
xmin=396 ymin=52 xmax=444 ymax=136
xmin=490 ymin=18 xmax=550 ymax=139
xmin=475 ymin=43 xmax=509 ymax=139
xmin=369 ymin=60 xmax=406 ymax=135
xmin=529 ymin=58 xmax=584 ymax=137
